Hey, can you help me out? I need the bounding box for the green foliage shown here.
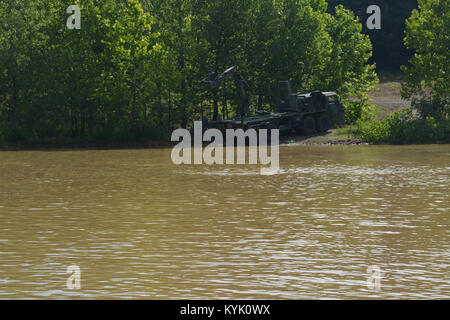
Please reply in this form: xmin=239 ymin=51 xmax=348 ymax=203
xmin=322 ymin=5 xmax=378 ymax=99
xmin=357 ymin=108 xmax=448 ymax=144
xmin=351 ymin=0 xmax=450 ymax=145
xmin=0 ymin=0 xmax=379 ymax=145
xmin=401 ymin=0 xmax=450 ymax=118
xmin=344 ymin=99 xmax=375 ymax=124
xmin=412 ymin=97 xmax=449 ymax=120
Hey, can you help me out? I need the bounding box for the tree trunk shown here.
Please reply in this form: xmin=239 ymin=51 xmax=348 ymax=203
xmin=88 ymin=102 xmax=94 ymax=133
xmin=181 ymin=79 xmax=187 ymax=128
xmin=71 ymin=116 xmax=76 ymax=138
xmin=258 ymin=95 xmax=263 ymax=110
xmin=157 ymin=82 xmax=163 ymax=123
xmin=168 ymin=89 xmax=172 ymax=135
xmin=213 ymin=88 xmax=219 ymax=120
xmin=131 ymin=69 xmax=137 ymax=125
xmin=12 ymin=77 xmax=18 ymax=134
xmin=223 ymin=90 xmax=228 ymax=119
xmin=81 ymin=109 xmax=86 ymax=137
xmin=176 ymin=4 xmax=188 ymax=128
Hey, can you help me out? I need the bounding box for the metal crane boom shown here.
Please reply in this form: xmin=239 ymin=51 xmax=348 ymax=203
xmin=202 ymin=66 xmax=250 ymax=119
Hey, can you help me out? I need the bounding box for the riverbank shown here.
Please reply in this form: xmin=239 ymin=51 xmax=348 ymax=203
xmin=0 ymin=133 xmax=363 ymax=151
xmin=2 ymin=81 xmax=447 ymax=150
xmin=280 ymin=129 xmax=366 ymax=146
xmin=0 ymin=140 xmax=175 ymax=151
xmin=1 ymin=126 xmax=447 ymax=151
xmin=0 ymin=129 xmax=368 ymax=151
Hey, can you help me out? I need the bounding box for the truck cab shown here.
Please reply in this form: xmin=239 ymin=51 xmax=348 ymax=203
xmin=276 ymin=81 xmax=346 ymax=134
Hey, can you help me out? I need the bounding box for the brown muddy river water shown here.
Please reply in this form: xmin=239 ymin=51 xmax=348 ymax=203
xmin=0 ymin=145 xmax=448 ymax=299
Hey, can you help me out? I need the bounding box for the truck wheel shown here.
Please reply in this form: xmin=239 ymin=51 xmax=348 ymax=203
xmin=302 ymin=116 xmax=316 ymax=135
xmin=317 ymin=114 xmax=331 ymax=132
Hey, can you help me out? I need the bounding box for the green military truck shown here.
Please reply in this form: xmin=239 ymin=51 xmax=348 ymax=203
xmin=202 ymin=67 xmax=345 ymax=135
xmin=276 ymin=81 xmax=346 ymax=135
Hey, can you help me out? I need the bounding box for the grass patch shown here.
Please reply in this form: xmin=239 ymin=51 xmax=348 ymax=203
xmin=335 ymin=125 xmax=360 ymax=138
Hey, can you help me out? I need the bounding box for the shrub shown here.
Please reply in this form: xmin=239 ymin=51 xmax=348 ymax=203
xmin=344 ymin=99 xmax=375 ymax=124
xmin=357 ymin=107 xmax=448 ymax=144
xmin=411 ymin=97 xmax=449 ymax=120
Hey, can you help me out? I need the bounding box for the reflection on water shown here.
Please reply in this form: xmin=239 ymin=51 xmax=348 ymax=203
xmin=0 ymin=145 xmax=448 ymax=299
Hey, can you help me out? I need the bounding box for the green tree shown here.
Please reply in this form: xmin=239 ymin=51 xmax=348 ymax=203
xmin=401 ymin=0 xmax=449 ymax=118
xmin=100 ymin=0 xmax=167 ymax=130
xmin=323 ymin=5 xmax=377 ymax=100
xmin=0 ymin=0 xmax=49 ymax=140
xmin=146 ymin=0 xmax=203 ymax=129
xmin=0 ymin=0 xmax=382 ymax=144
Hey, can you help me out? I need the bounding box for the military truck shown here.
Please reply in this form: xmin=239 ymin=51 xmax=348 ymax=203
xmin=202 ymin=66 xmax=283 ymax=133
xmin=202 ymin=67 xmax=345 ymax=135
xmin=276 ymin=81 xmax=346 ymax=135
